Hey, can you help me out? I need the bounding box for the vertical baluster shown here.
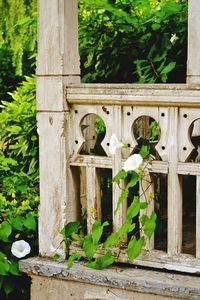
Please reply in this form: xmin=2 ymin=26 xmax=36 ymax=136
xmin=86 ymin=166 xmax=101 ymax=233
xmin=112 ymin=106 xmax=127 ymax=235
xmin=140 ymin=172 xmax=154 ymax=250
xmin=196 ymin=176 xmax=200 ymax=258
xmin=168 ymin=108 xmax=183 ymax=255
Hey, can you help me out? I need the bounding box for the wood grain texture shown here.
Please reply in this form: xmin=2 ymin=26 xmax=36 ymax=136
xmin=187 ymin=0 xmax=200 ymax=83
xmin=167 ymin=108 xmax=183 ymax=255
xmin=37 ymin=0 xmax=80 ymax=76
xmin=66 ymin=84 xmax=200 ymax=107
xmin=37 ymin=112 xmax=68 ymax=257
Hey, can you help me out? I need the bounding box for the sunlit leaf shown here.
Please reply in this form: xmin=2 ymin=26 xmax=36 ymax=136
xmin=127 ymin=236 xmax=144 ymax=260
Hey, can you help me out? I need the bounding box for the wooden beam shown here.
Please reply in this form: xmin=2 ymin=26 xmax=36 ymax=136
xmin=66 ymin=84 xmax=200 ymax=108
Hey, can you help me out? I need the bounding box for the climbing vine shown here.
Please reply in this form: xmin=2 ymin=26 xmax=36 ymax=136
xmin=59 ymin=142 xmax=156 ymax=270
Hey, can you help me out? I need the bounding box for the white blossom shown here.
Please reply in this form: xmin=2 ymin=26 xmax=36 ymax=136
xmin=11 ymin=240 xmax=31 ymax=259
xmin=170 ymin=34 xmax=178 ymax=44
xmin=155 ymin=5 xmax=161 ymax=11
xmin=108 ymin=134 xmax=123 ymax=155
xmin=123 ymin=154 xmax=143 ymax=172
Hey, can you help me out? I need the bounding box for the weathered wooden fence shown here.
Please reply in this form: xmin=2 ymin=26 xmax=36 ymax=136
xmin=66 ymin=84 xmax=200 ymax=273
xmin=19 ymin=0 xmax=200 ymax=299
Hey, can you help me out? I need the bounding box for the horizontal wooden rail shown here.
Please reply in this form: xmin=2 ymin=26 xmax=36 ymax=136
xmin=70 ymin=244 xmax=200 ymax=274
xmin=69 ymin=155 xmax=169 ymax=173
xmin=66 ymin=84 xmax=200 ymax=108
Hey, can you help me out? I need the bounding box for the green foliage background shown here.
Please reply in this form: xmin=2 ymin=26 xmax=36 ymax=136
xmin=0 ymin=0 xmax=187 ymax=298
xmin=0 ymin=0 xmax=37 ymax=102
xmin=79 ymin=0 xmax=187 ymax=83
xmin=0 ymin=77 xmax=38 ymax=299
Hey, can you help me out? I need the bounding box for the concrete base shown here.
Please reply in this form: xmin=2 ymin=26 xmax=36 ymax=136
xmin=19 ymin=257 xmax=200 ymax=300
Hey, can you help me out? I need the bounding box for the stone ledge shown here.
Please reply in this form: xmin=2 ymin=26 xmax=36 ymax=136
xmin=19 ymin=257 xmax=200 ymax=299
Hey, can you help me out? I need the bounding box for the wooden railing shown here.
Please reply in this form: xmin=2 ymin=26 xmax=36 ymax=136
xmin=66 ymin=83 xmax=200 ymax=274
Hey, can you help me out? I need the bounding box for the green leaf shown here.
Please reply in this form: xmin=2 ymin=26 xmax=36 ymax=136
xmin=139 ymin=145 xmax=149 ymax=158
xmin=12 ymin=215 xmax=24 ymax=231
xmin=140 ymin=202 xmax=148 ymax=209
xmin=126 ymin=172 xmax=140 ymax=189
xmin=67 ymin=252 xmax=82 ymax=269
xmin=113 ymin=170 xmax=128 ymax=183
xmin=24 ymin=213 xmax=36 ymax=231
xmin=71 ymin=232 xmax=84 ymax=246
xmin=0 ymin=252 xmax=10 ymax=276
xmin=86 ymin=251 xmax=115 ymax=270
xmin=118 ymin=221 xmax=136 ymax=236
xmin=83 ymin=235 xmax=96 ymax=260
xmin=104 ymin=232 xmax=120 ymax=248
xmin=16 ymin=185 xmax=29 ymax=192
xmin=9 ymin=260 xmax=20 ymax=276
xmin=114 ymin=188 xmax=129 ymax=214
xmin=7 ymin=125 xmax=21 ymax=134
xmin=0 ymin=221 xmax=12 ymax=242
xmin=126 ymin=196 xmax=140 ymax=220
xmin=52 ymin=254 xmax=61 ymax=261
xmin=3 ymin=280 xmax=15 ymax=297
xmin=0 ymin=277 xmax=3 ymax=289
xmin=81 ymin=124 xmax=89 ymax=131
xmin=143 ymin=212 xmax=157 ymax=239
xmin=127 ymin=236 xmax=144 ymax=260
xmin=161 ymin=61 xmax=176 ymax=75
xmin=151 ymin=23 xmax=161 ymax=31
xmin=60 ymin=221 xmax=80 ymax=238
xmin=92 ymin=220 xmax=109 ymax=245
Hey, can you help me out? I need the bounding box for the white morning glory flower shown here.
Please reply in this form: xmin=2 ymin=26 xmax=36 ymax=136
xmin=11 ymin=240 xmax=31 ymax=259
xmin=123 ymin=154 xmax=143 ymax=172
xmin=108 ymin=134 xmax=124 ymax=155
xmin=170 ymin=34 xmax=178 ymax=44
xmin=155 ymin=5 xmax=161 ymax=11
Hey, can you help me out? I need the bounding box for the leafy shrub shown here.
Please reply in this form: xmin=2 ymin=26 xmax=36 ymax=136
xmin=0 ymin=76 xmax=38 ymax=299
xmin=0 ymin=0 xmax=37 ymax=76
xmin=79 ymin=0 xmax=187 ymax=83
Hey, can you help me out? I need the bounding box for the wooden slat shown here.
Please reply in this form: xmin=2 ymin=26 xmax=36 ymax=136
xmin=146 ymin=161 xmax=169 ymax=174
xmin=167 ymin=108 xmax=182 ymax=256
xmin=178 ymin=162 xmax=200 ymax=176
xmin=69 ymin=155 xmax=112 ymax=168
xmin=140 ymin=173 xmax=154 ymax=251
xmin=196 ymin=176 xmax=200 ymax=258
xmin=86 ymin=166 xmax=101 ymax=233
xmin=112 ymin=106 xmax=127 ymax=233
xmin=69 ymin=155 xmax=169 ymax=174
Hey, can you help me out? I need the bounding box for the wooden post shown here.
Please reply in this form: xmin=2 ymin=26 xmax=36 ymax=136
xmin=187 ymin=0 xmax=200 ymax=84
xmin=37 ymin=0 xmax=80 ymax=257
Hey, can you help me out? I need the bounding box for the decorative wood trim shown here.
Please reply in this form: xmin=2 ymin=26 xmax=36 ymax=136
xmin=66 ymin=84 xmax=200 ymax=108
